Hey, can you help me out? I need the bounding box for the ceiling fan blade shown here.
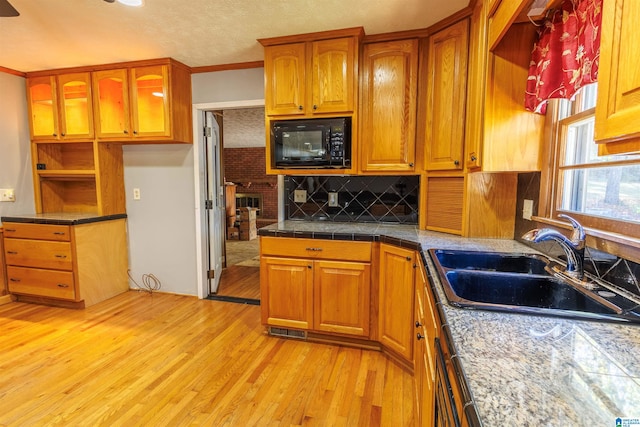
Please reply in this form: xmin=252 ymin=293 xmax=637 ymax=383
xmin=0 ymin=0 xmax=19 ymax=17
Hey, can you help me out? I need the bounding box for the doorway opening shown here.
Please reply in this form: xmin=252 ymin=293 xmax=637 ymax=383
xmin=193 ymin=99 xmax=274 ymax=304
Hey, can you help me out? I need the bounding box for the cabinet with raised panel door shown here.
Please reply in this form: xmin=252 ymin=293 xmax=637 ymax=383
xmin=595 ymin=0 xmax=640 ymax=155
xmin=27 ymin=73 xmax=94 ymax=142
xmin=92 ymin=60 xmax=192 ymax=143
xmin=360 ymin=38 xmax=419 ymax=173
xmin=379 ymin=243 xmax=416 ymax=362
xmin=2 ymin=220 xmax=128 ymax=308
xmin=260 ymin=29 xmax=362 ymax=117
xmin=423 ymin=19 xmax=469 ymax=171
xmin=260 ymin=236 xmax=371 ymax=337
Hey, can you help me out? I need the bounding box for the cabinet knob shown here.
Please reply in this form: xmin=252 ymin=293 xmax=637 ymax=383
xmin=417 ymin=333 xmax=424 ymax=340
xmin=454 ymin=160 xmax=460 ymax=166
xmin=298 ymin=105 xmax=303 ymax=111
xmin=470 ymin=155 xmax=477 ymax=162
xmin=123 ymin=130 xmax=129 ymax=134
xmin=307 ymin=265 xmax=312 ymax=269
xmin=313 ymin=104 xmax=318 ymax=110
xmin=133 ymin=130 xmax=138 ymax=135
xmin=52 ymin=133 xmax=58 ymax=137
xmin=61 ymin=132 xmax=66 ymax=137
xmin=415 ymin=321 xmax=422 ymax=328
xmin=406 ymin=256 xmax=412 ymax=261
xmin=409 ymin=163 xmax=414 ymax=167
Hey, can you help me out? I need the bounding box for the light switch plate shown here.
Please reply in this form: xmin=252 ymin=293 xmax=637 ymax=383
xmin=0 ymin=188 xmax=15 ymax=202
xmin=328 ymin=192 xmax=338 ymax=207
xmin=294 ymin=189 xmax=307 ymax=203
xmin=523 ymin=199 xmax=533 ymax=220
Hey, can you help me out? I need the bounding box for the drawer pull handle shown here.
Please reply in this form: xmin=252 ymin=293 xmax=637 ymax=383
xmin=57 ymin=284 xmax=69 ymax=288
xmin=305 ymin=247 xmax=323 ymax=252
xmin=7 ymin=251 xmax=17 ymax=254
xmin=5 ymin=228 xmax=16 ymax=232
xmin=53 ymin=232 xmax=66 ymax=235
xmin=9 ymin=278 xmax=20 ymax=282
xmin=55 ymin=254 xmax=67 ymax=259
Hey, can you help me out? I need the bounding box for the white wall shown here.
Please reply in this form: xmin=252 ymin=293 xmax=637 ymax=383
xmin=0 ymin=72 xmax=35 ymax=224
xmin=122 ymin=68 xmax=264 ymax=296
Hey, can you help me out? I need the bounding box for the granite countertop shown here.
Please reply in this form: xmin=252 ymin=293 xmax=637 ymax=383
xmin=1 ymin=212 xmax=127 ymax=226
xmin=259 ymin=221 xmax=640 ymax=425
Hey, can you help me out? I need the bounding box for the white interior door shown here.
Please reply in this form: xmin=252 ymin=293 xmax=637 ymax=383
xmin=204 ymin=111 xmax=225 ymax=294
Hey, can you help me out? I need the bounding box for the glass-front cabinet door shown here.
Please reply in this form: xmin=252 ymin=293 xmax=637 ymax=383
xmin=27 ymin=76 xmax=59 ymax=141
xmin=130 ymin=65 xmax=170 ymax=138
xmin=57 ymin=73 xmax=93 ymax=139
xmin=92 ymin=69 xmax=131 ymax=139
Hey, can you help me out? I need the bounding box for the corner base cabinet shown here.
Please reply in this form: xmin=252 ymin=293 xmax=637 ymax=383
xmin=260 ymin=237 xmax=371 ymax=338
xmin=2 ymin=218 xmax=129 ymax=308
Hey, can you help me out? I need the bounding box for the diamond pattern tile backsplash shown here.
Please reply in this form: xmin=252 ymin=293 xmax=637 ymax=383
xmin=285 ymin=175 xmax=419 ymax=224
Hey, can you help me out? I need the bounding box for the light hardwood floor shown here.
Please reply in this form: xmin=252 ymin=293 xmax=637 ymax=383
xmin=0 ymin=292 xmax=415 ymax=426
xmin=216 ymin=265 xmax=261 ymax=300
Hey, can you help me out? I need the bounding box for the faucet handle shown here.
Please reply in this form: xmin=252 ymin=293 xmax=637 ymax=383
xmin=558 ymin=214 xmax=585 ymax=248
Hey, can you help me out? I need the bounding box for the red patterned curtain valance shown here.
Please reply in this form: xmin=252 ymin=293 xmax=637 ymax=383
xmin=525 ymin=0 xmax=602 ymax=114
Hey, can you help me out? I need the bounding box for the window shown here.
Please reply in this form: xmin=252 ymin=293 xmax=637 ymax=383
xmin=548 ymin=83 xmax=640 ymax=238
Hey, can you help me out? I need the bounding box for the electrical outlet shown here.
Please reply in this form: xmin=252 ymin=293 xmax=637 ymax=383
xmin=328 ymin=192 xmax=339 ymax=207
xmin=294 ymin=189 xmax=307 ymax=203
xmin=523 ymin=199 xmax=534 ymax=220
xmin=133 ymin=188 xmax=141 ymax=200
xmin=0 ymin=188 xmax=15 ymax=202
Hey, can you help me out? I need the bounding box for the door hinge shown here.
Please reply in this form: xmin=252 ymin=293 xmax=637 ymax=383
xmin=204 ymin=126 xmax=212 ymax=138
xmin=207 ymin=269 xmax=215 ymax=279
xmin=205 ymin=200 xmax=213 ymax=209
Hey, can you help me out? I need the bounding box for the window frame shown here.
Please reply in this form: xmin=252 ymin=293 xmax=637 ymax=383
xmin=539 ymin=92 xmax=640 ymax=245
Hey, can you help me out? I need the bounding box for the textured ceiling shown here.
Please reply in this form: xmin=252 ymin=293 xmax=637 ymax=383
xmin=0 ymin=0 xmax=469 ymax=73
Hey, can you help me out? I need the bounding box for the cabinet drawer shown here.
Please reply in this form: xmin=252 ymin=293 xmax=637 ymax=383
xmin=2 ymin=223 xmax=71 ymax=241
xmin=7 ymin=266 xmax=76 ymax=300
xmin=260 ymin=237 xmax=371 ymax=262
xmin=4 ymin=239 xmax=73 ymax=270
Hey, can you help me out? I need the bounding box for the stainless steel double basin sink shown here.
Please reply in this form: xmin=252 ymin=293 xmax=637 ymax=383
xmin=429 ymin=249 xmax=640 ymax=324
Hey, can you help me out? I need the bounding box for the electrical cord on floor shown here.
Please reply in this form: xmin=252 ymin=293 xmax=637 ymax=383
xmin=127 ymin=269 xmax=162 ymax=294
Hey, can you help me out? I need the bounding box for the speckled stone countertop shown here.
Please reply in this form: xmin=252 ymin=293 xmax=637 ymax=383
xmin=259 ymin=221 xmax=640 ymax=426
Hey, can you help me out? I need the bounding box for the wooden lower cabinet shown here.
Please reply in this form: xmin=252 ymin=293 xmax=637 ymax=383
xmin=260 ymin=256 xmax=314 ymax=330
xmin=2 ymin=219 xmax=129 ymax=308
xmin=379 ymin=243 xmax=416 ymax=361
xmin=260 ymin=237 xmax=372 ymax=338
xmin=313 ymin=260 xmax=370 ymax=336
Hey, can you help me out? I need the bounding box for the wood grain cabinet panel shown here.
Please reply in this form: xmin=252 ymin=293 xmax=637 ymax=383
xmin=378 ymin=243 xmax=415 ymax=361
xmin=313 ymin=260 xmax=370 ymax=337
xmin=27 ymin=73 xmax=94 ymax=142
xmin=424 ymin=19 xmax=469 ymax=171
xmin=360 ymin=39 xmax=418 ymax=173
xmin=92 ymin=60 xmax=192 ymax=143
xmin=595 ymin=0 xmax=640 ymax=154
xmin=2 ymin=219 xmax=129 ymax=308
xmin=262 ymin=36 xmax=358 ymax=117
xmin=260 ymin=237 xmax=371 ymax=338
xmin=260 ymin=256 xmax=314 ymax=330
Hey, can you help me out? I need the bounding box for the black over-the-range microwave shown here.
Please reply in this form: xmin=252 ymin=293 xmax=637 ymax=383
xmin=271 ymin=117 xmax=351 ymax=169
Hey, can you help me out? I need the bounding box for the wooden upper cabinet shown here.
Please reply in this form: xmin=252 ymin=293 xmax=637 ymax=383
xmin=311 ymin=37 xmax=356 ymax=114
xmin=92 ymin=60 xmax=192 ymax=143
xmin=595 ymin=0 xmax=640 ymax=155
xmin=27 ymin=73 xmax=93 ymax=141
xmin=424 ymin=19 xmax=469 ymax=171
xmin=264 ymin=43 xmax=307 ymax=116
xmin=359 ymin=39 xmax=418 ymax=173
xmin=92 ymin=68 xmax=131 ymax=139
xmin=260 ymin=28 xmax=362 ymax=118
